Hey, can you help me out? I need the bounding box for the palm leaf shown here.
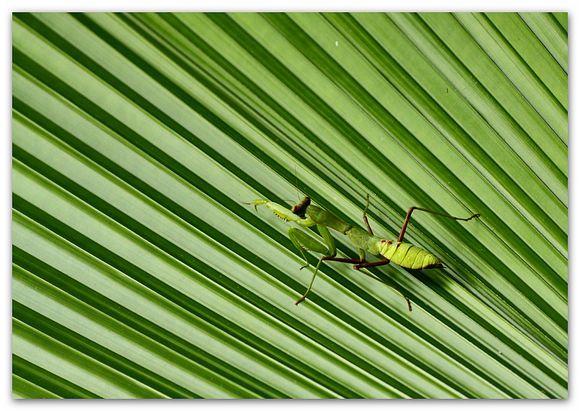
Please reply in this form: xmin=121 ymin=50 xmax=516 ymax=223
xmin=12 ymin=12 xmax=567 ymax=398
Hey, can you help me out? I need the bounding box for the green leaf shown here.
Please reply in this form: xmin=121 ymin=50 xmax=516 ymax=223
xmin=12 ymin=12 xmax=567 ymax=399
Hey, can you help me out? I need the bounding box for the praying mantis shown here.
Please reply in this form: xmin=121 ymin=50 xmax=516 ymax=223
xmin=247 ymin=195 xmax=479 ymax=311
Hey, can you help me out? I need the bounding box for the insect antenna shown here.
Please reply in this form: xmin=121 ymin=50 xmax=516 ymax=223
xmin=294 ymin=164 xmax=301 ymax=203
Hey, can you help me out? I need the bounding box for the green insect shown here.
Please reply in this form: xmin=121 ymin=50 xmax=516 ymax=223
xmin=247 ymin=195 xmax=479 ymax=311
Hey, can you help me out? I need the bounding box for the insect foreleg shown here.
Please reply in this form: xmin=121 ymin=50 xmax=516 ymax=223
xmin=245 ymin=199 xmax=315 ymax=226
xmin=291 ymin=225 xmax=340 ymax=306
xmin=287 ymin=227 xmax=328 ymax=269
xmin=316 ymin=225 xmax=336 ymax=258
xmin=398 ymin=206 xmax=480 ymax=243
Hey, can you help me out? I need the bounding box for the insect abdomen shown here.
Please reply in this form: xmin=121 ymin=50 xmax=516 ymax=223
xmin=379 ymin=242 xmax=443 ymax=269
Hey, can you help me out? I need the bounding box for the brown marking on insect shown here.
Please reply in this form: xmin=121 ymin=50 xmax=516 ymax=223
xmin=291 ymin=197 xmax=311 ymax=217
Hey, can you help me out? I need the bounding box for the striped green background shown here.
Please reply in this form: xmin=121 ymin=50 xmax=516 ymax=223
xmin=12 ymin=12 xmax=567 ymax=398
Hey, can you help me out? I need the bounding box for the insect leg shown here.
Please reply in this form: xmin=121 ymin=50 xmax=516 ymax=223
xmin=288 ymin=227 xmax=328 ymax=269
xmin=398 ymin=206 xmax=480 ymax=243
xmin=358 ymin=248 xmax=366 ymax=263
xmin=353 ymin=258 xmax=391 ymax=270
xmin=319 ymin=245 xmax=365 ymax=265
xmin=287 ymin=226 xmax=337 ymax=305
xmin=295 ymin=257 xmax=323 ymax=305
xmin=317 ymin=225 xmax=337 ymax=257
xmin=322 ymin=256 xmax=362 ymax=263
xmin=362 ymin=194 xmax=374 ymax=235
xmin=322 ymin=250 xmax=365 ymax=264
xmin=294 ymin=225 xmax=341 ymax=305
xmin=295 ymin=245 xmax=367 ymax=305
xmin=353 ymin=263 xmax=413 ymax=312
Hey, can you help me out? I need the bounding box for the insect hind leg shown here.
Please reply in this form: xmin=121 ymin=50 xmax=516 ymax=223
xmin=398 ymin=206 xmax=479 ymax=242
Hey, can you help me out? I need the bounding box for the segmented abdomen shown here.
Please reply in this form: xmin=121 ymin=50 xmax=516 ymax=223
xmin=379 ymin=242 xmax=443 ymax=270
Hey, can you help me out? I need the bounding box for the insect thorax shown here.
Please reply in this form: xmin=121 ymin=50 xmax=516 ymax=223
xmin=306 ymin=206 xmax=352 ymax=233
xmin=346 ymin=226 xmax=374 ymax=250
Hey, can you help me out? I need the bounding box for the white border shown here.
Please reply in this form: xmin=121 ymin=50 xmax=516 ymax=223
xmin=1 ymin=0 xmax=575 ymax=12
xmin=1 ymin=0 xmax=575 ymax=410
